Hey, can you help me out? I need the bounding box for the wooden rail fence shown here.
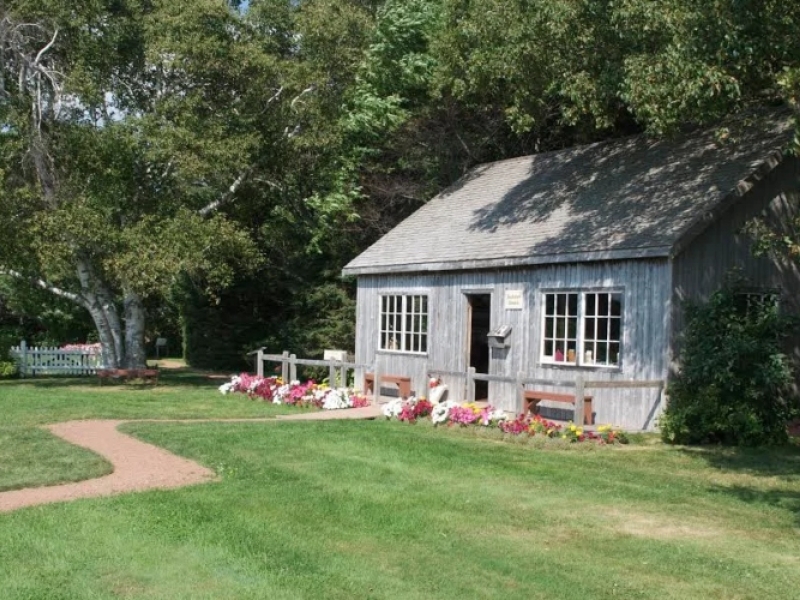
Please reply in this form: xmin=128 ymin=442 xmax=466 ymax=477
xmin=252 ymin=349 xmax=372 ymax=389
xmin=429 ymin=366 xmax=664 ymax=424
xmin=253 ymin=350 xmax=665 ymax=421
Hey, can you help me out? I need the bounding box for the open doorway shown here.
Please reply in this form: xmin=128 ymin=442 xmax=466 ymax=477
xmin=466 ymin=294 xmax=491 ymax=401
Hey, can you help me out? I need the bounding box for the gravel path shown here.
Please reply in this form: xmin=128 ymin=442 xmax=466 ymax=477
xmin=0 ymin=406 xmax=382 ymax=514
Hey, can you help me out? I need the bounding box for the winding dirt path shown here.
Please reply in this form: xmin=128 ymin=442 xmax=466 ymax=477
xmin=0 ymin=406 xmax=382 ymax=514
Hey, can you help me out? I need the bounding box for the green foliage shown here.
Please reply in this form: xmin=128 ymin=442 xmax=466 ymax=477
xmin=0 ymin=277 xmax=96 ymax=347
xmin=743 ymin=166 xmax=800 ymax=264
xmin=180 ymin=273 xmax=355 ymax=372
xmin=0 ymin=327 xmax=18 ymax=378
xmin=4 ymin=0 xmax=799 ymax=372
xmin=434 ymin=0 xmax=800 ymax=136
xmin=661 ymin=283 xmax=798 ymax=446
xmin=0 ymin=361 xmax=17 ymax=378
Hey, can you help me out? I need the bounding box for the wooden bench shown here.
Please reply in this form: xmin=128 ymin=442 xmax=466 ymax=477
xmin=524 ymin=390 xmax=594 ymax=425
xmin=97 ymin=368 xmax=159 ymax=385
xmin=364 ymin=372 xmax=412 ymax=399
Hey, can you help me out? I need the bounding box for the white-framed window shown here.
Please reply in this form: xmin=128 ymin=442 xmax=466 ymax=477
xmin=380 ymin=294 xmax=428 ymax=353
xmin=541 ymin=290 xmax=622 ymax=367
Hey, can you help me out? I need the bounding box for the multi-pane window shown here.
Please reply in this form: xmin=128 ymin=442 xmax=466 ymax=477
xmin=541 ymin=291 xmax=623 ymax=367
xmin=583 ymin=292 xmax=622 ymax=366
xmin=734 ymin=290 xmax=779 ymax=317
xmin=542 ymin=292 xmax=579 ymax=363
xmin=380 ymin=295 xmax=428 ymax=353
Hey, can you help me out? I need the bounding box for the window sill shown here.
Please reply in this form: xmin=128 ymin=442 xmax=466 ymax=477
xmin=376 ymin=350 xmax=429 ymax=357
xmin=539 ymin=360 xmax=622 ymax=372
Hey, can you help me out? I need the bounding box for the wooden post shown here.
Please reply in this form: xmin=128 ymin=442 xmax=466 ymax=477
xmin=20 ymin=340 xmax=27 ymax=379
xmin=516 ymin=371 xmax=525 ymax=414
xmin=466 ymin=366 xmax=476 ymax=403
xmin=372 ymin=360 xmax=382 ymax=405
xmin=338 ymin=362 xmax=347 ymax=388
xmin=289 ymin=353 xmax=297 ymax=382
xmin=574 ymin=374 xmax=585 ymax=425
xmin=281 ymin=351 xmax=289 ymax=382
xmin=256 ymin=348 xmax=264 ymax=377
xmin=328 ymin=359 xmax=336 ymax=387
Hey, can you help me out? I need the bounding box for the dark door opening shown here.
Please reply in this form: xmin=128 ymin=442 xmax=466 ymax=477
xmin=466 ymin=294 xmax=491 ymax=401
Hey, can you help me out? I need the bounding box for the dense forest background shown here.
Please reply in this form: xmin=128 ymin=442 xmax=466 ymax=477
xmin=1 ymin=0 xmax=799 ymax=369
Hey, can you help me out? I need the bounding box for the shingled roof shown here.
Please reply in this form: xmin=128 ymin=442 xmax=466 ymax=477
xmin=343 ymin=108 xmax=797 ymax=277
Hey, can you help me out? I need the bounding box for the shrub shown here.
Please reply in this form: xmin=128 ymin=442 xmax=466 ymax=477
xmin=0 ymin=361 xmax=17 ymax=378
xmin=660 ymin=283 xmax=798 ymax=446
xmin=0 ymin=332 xmax=18 ymax=378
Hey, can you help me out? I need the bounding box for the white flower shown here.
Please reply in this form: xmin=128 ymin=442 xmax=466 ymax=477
xmin=489 ymin=407 xmax=507 ymax=422
xmin=431 ymin=400 xmax=457 ymax=425
xmin=322 ymin=389 xmax=350 ymax=410
xmin=382 ymin=399 xmax=404 ymax=419
xmin=219 ymin=375 xmax=241 ymax=395
xmin=274 ymin=384 xmax=291 ymax=404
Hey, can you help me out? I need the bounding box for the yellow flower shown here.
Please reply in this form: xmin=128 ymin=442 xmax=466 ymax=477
xmin=576 ymin=428 xmax=583 ymax=435
xmin=569 ymin=424 xmax=577 ymax=432
xmin=561 ymin=434 xmax=567 ymax=439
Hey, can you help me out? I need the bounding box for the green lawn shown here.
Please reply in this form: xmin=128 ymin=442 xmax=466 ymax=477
xmin=0 ymin=370 xmax=296 ymax=492
xmin=0 ymin=369 xmax=299 ymax=427
xmin=1 ymin=373 xmax=799 ymax=599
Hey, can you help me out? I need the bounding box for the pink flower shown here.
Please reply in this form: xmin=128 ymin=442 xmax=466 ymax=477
xmin=351 ymin=394 xmax=369 ymax=408
xmin=398 ymin=403 xmax=417 ymax=422
xmin=449 ymin=406 xmax=478 ymax=426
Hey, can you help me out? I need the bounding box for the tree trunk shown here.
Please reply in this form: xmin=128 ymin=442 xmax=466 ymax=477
xmin=86 ymin=302 xmax=122 ymax=368
xmin=123 ymin=290 xmax=147 ymax=369
xmin=76 ymin=258 xmax=125 ymax=368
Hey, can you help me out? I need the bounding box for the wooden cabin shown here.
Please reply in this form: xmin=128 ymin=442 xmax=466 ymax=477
xmin=342 ymin=108 xmax=800 ymax=429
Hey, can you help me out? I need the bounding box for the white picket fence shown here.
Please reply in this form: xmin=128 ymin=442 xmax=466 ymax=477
xmin=9 ymin=341 xmax=105 ymax=377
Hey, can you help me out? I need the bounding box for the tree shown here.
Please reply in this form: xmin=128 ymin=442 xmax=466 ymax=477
xmin=0 ymin=1 xmax=313 ymax=368
xmin=179 ymin=0 xmax=381 ymax=368
xmin=433 ymin=0 xmax=800 ymax=136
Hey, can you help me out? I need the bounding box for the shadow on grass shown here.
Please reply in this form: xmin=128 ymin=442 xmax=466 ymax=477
xmin=679 ymin=445 xmax=800 ymax=525
xmin=679 ymin=445 xmax=800 ymax=479
xmin=0 ymin=368 xmax=228 ymax=390
xmin=710 ymin=484 xmax=800 ymax=525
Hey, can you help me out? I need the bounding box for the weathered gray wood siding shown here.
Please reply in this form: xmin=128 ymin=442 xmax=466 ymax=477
xmin=671 ymin=157 xmax=800 ymax=366
xmin=355 ymin=259 xmax=671 ymax=429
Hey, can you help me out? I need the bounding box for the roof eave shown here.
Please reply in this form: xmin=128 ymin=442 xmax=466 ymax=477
xmin=341 ymin=246 xmax=672 ymax=277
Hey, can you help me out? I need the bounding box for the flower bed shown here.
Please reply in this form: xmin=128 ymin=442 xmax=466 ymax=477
xmin=219 ymin=373 xmax=369 ymax=410
xmin=61 ymin=343 xmax=103 ymax=354
xmin=383 ymin=397 xmax=628 ymax=444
